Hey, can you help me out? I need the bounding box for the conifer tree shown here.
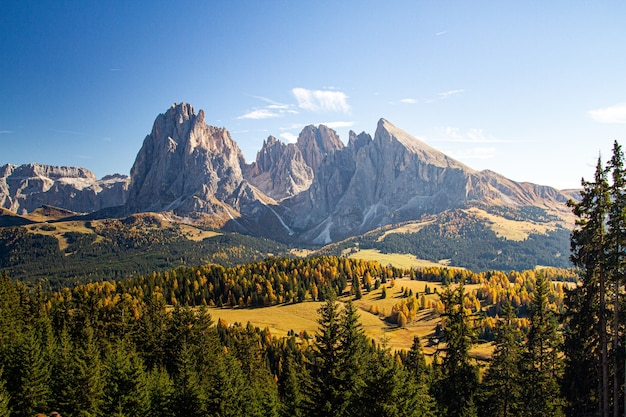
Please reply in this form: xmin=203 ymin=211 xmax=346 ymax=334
xmin=566 ymin=154 xmax=612 ymax=416
xmin=606 ymin=140 xmax=626 ymax=417
xmin=520 ymin=273 xmax=564 ymax=417
xmin=100 ymin=339 xmax=150 ymax=417
xmin=171 ymin=342 xmax=206 ymax=417
xmin=146 ymin=366 xmax=175 ymax=417
xmin=479 ymin=301 xmax=524 ymax=417
xmin=432 ymin=282 xmax=479 ymax=417
xmin=5 ymin=327 xmax=52 ymax=417
xmin=0 ymin=368 xmax=11 ymax=417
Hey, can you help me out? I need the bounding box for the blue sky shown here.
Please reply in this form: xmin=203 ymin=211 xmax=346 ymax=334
xmin=1 ymin=1 xmax=625 ymax=190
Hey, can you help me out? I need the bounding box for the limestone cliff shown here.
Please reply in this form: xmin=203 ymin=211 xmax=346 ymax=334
xmin=0 ymin=163 xmax=128 ymax=214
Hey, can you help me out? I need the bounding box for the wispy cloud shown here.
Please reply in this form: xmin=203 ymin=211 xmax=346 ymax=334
xmin=439 ymin=89 xmax=464 ymax=99
xmin=280 ymin=132 xmax=298 ymax=143
xmin=292 ymin=88 xmax=350 ymax=113
xmin=237 ymin=109 xmax=282 ymax=120
xmin=400 ymin=98 xmax=417 ymax=104
xmin=238 ymin=96 xmax=298 ymax=120
xmin=319 ymin=121 xmax=355 ymax=129
xmin=588 ymin=102 xmax=626 ymax=124
xmin=0 ymin=130 xmax=13 ymax=134
xmin=435 ymin=31 xmax=447 ymax=36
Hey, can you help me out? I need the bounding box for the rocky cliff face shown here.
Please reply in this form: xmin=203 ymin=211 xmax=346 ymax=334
xmin=1 ymin=103 xmax=574 ymax=246
xmin=0 ymin=163 xmax=129 ymax=214
xmin=243 ymin=136 xmax=314 ymax=200
xmin=125 ymin=102 xmax=274 ymax=227
xmin=295 ymin=125 xmax=345 ymax=172
xmin=285 ymin=119 xmax=571 ymax=243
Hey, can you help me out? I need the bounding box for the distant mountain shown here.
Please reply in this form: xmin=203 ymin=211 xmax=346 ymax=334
xmin=283 ymin=118 xmax=573 ymax=243
xmin=0 ymin=163 xmax=128 ymax=214
xmin=1 ymin=103 xmax=577 ymax=248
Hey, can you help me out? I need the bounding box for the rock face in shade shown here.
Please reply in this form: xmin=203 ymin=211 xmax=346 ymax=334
xmin=0 ymin=163 xmax=128 ymax=214
xmin=125 ymin=102 xmax=273 ymax=227
xmin=243 ymin=136 xmax=314 ymax=201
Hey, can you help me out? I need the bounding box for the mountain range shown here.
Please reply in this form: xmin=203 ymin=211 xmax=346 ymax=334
xmin=0 ymin=102 xmax=577 ymax=245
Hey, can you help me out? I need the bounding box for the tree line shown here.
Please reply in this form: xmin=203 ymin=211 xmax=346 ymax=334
xmin=1 ymin=140 xmax=626 ymax=417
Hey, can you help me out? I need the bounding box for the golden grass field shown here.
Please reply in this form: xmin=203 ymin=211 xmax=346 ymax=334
xmin=208 ymin=276 xmax=494 ymax=358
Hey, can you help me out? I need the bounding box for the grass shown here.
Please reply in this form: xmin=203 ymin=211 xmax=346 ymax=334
xmin=26 ymin=221 xmax=96 ymax=250
xmin=347 ymin=249 xmax=447 ymax=269
xmin=463 ymin=207 xmax=555 ymax=241
xmin=207 ymin=276 xmax=494 ymax=358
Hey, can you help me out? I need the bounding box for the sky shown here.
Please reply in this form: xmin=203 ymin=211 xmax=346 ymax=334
xmin=1 ymin=1 xmax=626 ymax=190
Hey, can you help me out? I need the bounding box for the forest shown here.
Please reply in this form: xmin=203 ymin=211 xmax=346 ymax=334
xmin=0 ymin=141 xmax=625 ymax=417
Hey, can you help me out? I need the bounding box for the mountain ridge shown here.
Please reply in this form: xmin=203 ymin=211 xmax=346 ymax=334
xmin=0 ymin=102 xmax=577 ymax=245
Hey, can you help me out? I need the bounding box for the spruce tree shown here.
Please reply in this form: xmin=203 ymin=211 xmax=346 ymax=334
xmin=100 ymin=339 xmax=150 ymax=417
xmin=520 ymin=273 xmax=565 ymax=417
xmin=606 ymin=140 xmax=626 ymax=417
xmin=5 ymin=326 xmax=52 ymax=417
xmin=479 ymin=301 xmax=524 ymax=417
xmin=566 ymin=154 xmax=612 ymax=416
xmin=432 ymin=282 xmax=479 ymax=417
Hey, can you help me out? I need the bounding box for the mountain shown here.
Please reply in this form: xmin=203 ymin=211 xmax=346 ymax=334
xmin=1 ymin=103 xmax=576 ymax=248
xmin=243 ymin=136 xmax=314 ymax=200
xmin=283 ymin=118 xmax=572 ymax=243
xmin=125 ymin=102 xmax=276 ymax=228
xmin=0 ymin=163 xmax=128 ymax=214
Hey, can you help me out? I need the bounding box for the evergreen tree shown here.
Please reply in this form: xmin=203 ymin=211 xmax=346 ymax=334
xmin=0 ymin=368 xmax=11 ymax=417
xmin=432 ymin=282 xmax=479 ymax=417
xmin=606 ymin=140 xmax=626 ymax=417
xmin=479 ymin=301 xmax=524 ymax=417
xmin=277 ymin=339 xmax=307 ymax=417
xmin=305 ymin=298 xmax=368 ymax=417
xmin=100 ymin=339 xmax=150 ymax=417
xmin=146 ymin=366 xmax=175 ymax=417
xmin=520 ymin=273 xmax=564 ymax=417
xmin=5 ymin=327 xmax=52 ymax=417
xmin=566 ymin=155 xmax=612 ymax=417
xmin=171 ymin=342 xmax=206 ymax=417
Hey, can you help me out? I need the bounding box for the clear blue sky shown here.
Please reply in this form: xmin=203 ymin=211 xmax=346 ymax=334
xmin=2 ymin=1 xmax=625 ymax=189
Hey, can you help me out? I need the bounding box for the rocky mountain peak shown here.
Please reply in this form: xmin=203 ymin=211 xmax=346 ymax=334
xmin=295 ymin=124 xmax=344 ymax=172
xmin=243 ymin=135 xmax=314 ymax=200
xmin=125 ymin=103 xmax=270 ymax=226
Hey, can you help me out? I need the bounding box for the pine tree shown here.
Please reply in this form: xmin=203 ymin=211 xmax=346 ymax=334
xmin=479 ymin=301 xmax=524 ymax=417
xmin=432 ymin=282 xmax=479 ymax=417
xmin=566 ymin=155 xmax=612 ymax=417
xmin=146 ymin=366 xmax=175 ymax=417
xmin=520 ymin=273 xmax=564 ymax=417
xmin=606 ymin=140 xmax=626 ymax=417
xmin=5 ymin=327 xmax=52 ymax=417
xmin=171 ymin=342 xmax=206 ymax=417
xmin=0 ymin=367 xmax=11 ymax=417
xmin=100 ymin=339 xmax=150 ymax=417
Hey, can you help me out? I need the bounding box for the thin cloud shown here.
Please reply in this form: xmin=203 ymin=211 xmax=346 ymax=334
xmin=400 ymin=98 xmax=417 ymax=104
xmin=588 ymin=102 xmax=626 ymax=124
xmin=0 ymin=130 xmax=13 ymax=134
xmin=237 ymin=109 xmax=282 ymax=120
xmin=292 ymin=88 xmax=351 ymax=113
xmin=280 ymin=132 xmax=298 ymax=143
xmin=439 ymin=89 xmax=464 ymax=99
xmin=319 ymin=121 xmax=355 ymax=129
xmin=436 ymin=31 xmax=447 ymax=36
